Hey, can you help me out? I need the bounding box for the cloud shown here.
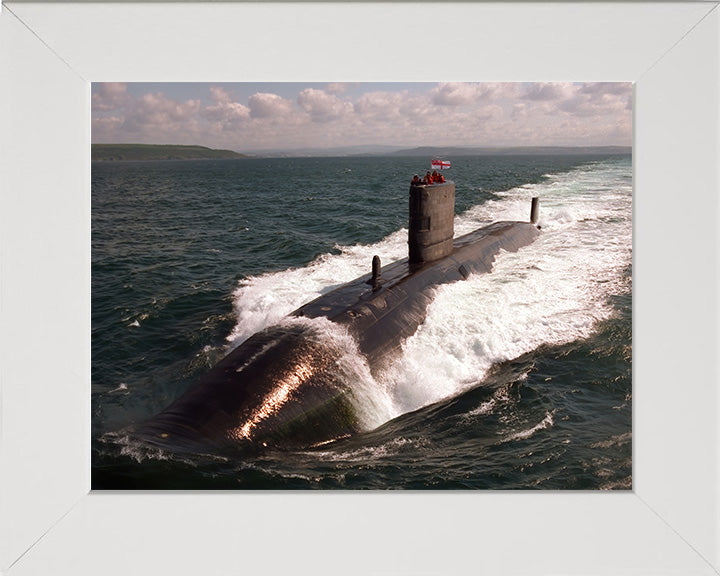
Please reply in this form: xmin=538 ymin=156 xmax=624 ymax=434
xmin=248 ymin=93 xmax=295 ymax=119
xmin=325 ymin=83 xmax=354 ymax=95
xmin=511 ymin=102 xmax=529 ymax=120
xmin=564 ymin=82 xmax=633 ymax=116
xmin=130 ymin=92 xmax=201 ymax=126
xmin=209 ymin=86 xmax=232 ymax=104
xmin=203 ymin=86 xmax=250 ymax=125
xmin=354 ymin=91 xmax=407 ymax=119
xmin=522 ymin=82 xmax=575 ymax=102
xmin=92 ymin=116 xmax=125 ymax=139
xmin=580 ymin=82 xmax=631 ymax=96
xmin=91 ymin=82 xmax=632 ymax=150
xmin=297 ymin=88 xmax=353 ymax=123
xmin=431 ymin=82 xmax=495 ymax=106
xmin=510 ymin=83 xmax=633 ymax=141
xmin=104 ymin=92 xmax=205 ymax=145
xmin=92 ymin=82 xmax=129 ymax=111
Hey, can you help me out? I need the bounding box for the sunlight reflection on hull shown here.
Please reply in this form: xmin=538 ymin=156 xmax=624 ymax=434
xmin=232 ymin=363 xmax=315 ymax=441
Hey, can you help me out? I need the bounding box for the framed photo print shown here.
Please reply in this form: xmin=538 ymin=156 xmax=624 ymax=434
xmin=1 ymin=2 xmax=718 ymax=574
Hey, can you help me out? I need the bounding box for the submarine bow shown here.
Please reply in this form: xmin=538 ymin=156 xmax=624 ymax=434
xmin=138 ymin=320 xmax=364 ymax=452
xmin=136 ymin=181 xmax=541 ymax=452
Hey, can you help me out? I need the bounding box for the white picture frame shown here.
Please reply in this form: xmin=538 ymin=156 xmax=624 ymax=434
xmin=1 ymin=2 xmax=718 ymax=574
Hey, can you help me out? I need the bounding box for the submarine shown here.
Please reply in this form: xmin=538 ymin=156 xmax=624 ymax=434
xmin=136 ymin=180 xmax=541 ymax=453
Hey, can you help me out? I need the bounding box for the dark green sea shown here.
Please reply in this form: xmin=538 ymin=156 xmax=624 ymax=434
xmin=92 ymin=154 xmax=632 ymax=489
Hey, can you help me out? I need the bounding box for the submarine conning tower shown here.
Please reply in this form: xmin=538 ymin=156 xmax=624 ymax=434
xmin=408 ymin=180 xmax=456 ymax=264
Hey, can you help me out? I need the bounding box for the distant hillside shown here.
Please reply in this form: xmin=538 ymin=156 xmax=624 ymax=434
xmin=92 ymin=144 xmax=249 ymax=162
xmin=391 ymin=146 xmax=632 ymax=157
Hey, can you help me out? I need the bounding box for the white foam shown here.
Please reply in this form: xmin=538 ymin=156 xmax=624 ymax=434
xmin=264 ymin=315 xmax=395 ymax=431
xmin=100 ymin=431 xmax=216 ymax=466
xmin=504 ymin=410 xmax=556 ymax=442
xmin=380 ymin=161 xmax=631 ymax=416
xmin=309 ymin=436 xmax=428 ymax=462
xmin=108 ymin=383 xmax=129 ymax=395
xmin=589 ymin=431 xmax=632 ymax=449
xmin=226 ymin=229 xmax=408 ymax=348
xmin=465 ymin=385 xmax=517 ymax=418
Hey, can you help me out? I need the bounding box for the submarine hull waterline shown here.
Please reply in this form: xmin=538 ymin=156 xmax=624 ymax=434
xmin=136 ymin=185 xmax=541 ymax=453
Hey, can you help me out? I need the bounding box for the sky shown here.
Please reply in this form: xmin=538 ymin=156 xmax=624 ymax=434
xmin=92 ymin=82 xmax=632 ymax=153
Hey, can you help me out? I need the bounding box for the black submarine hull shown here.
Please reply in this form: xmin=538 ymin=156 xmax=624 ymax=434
xmin=136 ymin=217 xmax=541 ymax=453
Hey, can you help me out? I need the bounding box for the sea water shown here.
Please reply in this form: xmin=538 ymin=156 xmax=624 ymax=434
xmin=92 ymin=154 xmax=632 ymax=489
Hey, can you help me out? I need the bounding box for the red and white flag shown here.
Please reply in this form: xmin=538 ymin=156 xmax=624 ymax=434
xmin=431 ymin=159 xmax=451 ymax=170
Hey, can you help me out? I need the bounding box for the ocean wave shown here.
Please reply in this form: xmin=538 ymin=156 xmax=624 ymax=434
xmin=503 ymin=410 xmax=555 ymax=442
